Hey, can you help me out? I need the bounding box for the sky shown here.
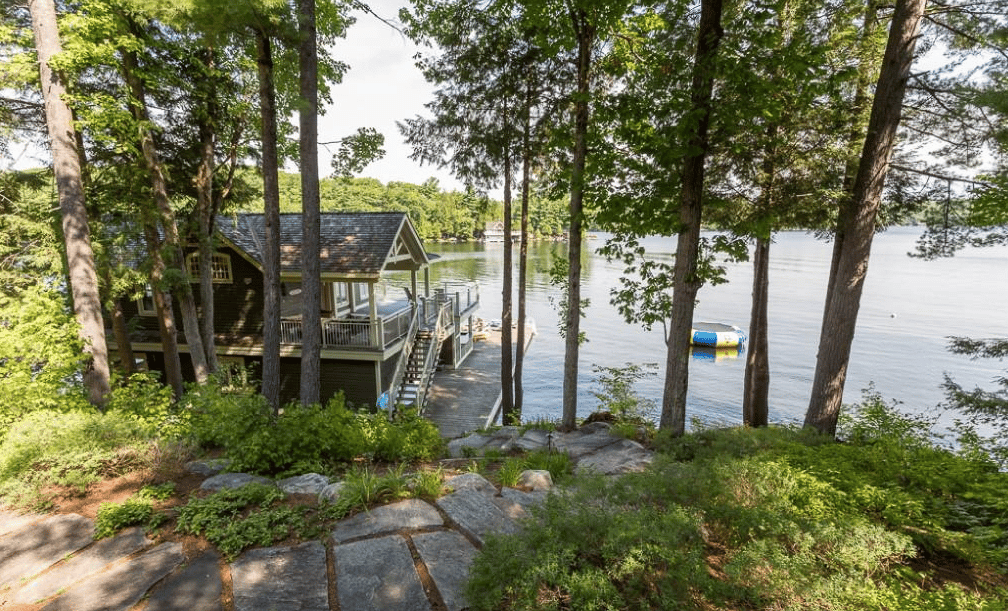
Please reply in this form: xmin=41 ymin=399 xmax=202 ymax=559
xmin=7 ymin=0 xmax=464 ymax=192
xmin=318 ymin=0 xmax=464 ymax=191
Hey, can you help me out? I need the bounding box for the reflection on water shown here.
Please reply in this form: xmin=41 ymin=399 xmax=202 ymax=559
xmin=419 ymin=228 xmax=1008 ymax=428
xmin=691 ymin=346 xmax=745 ymax=362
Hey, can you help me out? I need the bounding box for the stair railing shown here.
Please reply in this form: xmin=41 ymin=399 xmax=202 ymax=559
xmin=413 ymin=299 xmax=453 ymax=415
xmin=383 ymin=306 xmax=420 ymax=415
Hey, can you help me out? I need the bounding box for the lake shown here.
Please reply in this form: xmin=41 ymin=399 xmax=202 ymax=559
xmin=421 ymin=227 xmax=1008 ymax=429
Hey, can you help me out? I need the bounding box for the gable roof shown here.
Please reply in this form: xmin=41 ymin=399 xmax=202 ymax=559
xmin=215 ymin=212 xmax=429 ymax=279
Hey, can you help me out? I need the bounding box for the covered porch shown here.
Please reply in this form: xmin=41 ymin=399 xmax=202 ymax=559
xmin=277 ymin=279 xmax=480 ymax=353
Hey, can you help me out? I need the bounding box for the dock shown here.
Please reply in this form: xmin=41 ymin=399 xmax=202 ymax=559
xmin=425 ymin=324 xmax=534 ymax=439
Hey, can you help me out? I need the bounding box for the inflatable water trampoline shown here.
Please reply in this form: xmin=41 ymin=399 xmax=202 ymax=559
xmin=690 ymin=322 xmax=746 ymax=348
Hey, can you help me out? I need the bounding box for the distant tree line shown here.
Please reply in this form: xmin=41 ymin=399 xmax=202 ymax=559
xmin=247 ymin=171 xmax=570 ymax=242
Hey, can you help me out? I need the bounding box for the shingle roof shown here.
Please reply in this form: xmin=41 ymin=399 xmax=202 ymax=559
xmin=216 ymin=212 xmax=427 ymax=278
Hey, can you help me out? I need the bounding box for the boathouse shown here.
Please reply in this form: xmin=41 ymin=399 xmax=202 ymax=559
xmin=113 ymin=212 xmax=479 ymax=410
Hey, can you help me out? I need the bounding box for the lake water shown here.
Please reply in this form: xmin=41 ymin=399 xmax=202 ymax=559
xmin=422 ymin=227 xmax=1008 ymax=428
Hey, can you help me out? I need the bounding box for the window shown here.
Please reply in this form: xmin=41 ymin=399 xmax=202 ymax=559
xmin=138 ymin=285 xmax=157 ymax=316
xmin=353 ymin=282 xmax=370 ymax=306
xmin=186 ymin=252 xmax=233 ymax=283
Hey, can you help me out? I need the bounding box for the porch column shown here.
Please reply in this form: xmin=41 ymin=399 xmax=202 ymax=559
xmin=410 ymin=270 xmax=418 ymax=310
xmin=368 ymin=282 xmax=379 ymax=347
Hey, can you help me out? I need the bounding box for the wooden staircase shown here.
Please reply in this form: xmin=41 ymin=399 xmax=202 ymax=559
xmin=394 ymin=330 xmax=436 ymax=413
xmin=391 ymin=300 xmax=452 ymax=415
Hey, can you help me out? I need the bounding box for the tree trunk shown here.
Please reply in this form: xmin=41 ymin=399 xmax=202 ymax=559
xmin=743 ymin=123 xmax=778 ymax=427
xmin=743 ymin=236 xmax=770 ymax=426
xmin=29 ymin=0 xmax=111 ymax=406
xmin=501 ymin=144 xmax=515 ymax=425
xmin=562 ymin=9 xmax=594 ymax=432
xmin=143 ymin=222 xmax=185 ymax=399
xmin=298 ymin=0 xmax=321 ymax=406
xmin=806 ymin=0 xmax=927 ymax=436
xmin=120 ymin=41 xmax=210 ymax=385
xmin=195 ymin=47 xmax=219 ymax=375
xmin=257 ymin=30 xmax=283 ymax=413
xmin=660 ymin=0 xmax=725 ymax=435
xmin=514 ymin=80 xmax=532 ymax=417
xmin=101 ymin=265 xmax=135 ymax=377
xmin=821 ymin=0 xmax=880 ymax=343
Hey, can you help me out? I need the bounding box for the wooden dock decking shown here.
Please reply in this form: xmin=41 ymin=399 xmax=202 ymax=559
xmin=425 ymin=334 xmax=504 ymax=439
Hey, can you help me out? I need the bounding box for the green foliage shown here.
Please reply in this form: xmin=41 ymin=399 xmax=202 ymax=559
xmin=940 ymin=337 xmax=1008 ymax=469
xmin=470 ymin=406 xmax=1008 ymax=610
xmin=106 ymin=372 xmax=179 ymax=437
xmin=94 ymin=487 xmax=171 ymax=539
xmin=0 ymin=290 xmax=90 ymax=434
xmin=409 ymin=466 xmax=445 ymax=499
xmin=186 ymin=389 xmax=444 ymax=475
xmin=520 ymin=449 xmax=574 ymax=486
xmin=322 ymin=464 xmax=412 ymax=521
xmin=467 ymin=476 xmax=709 ymax=611
xmin=0 ymin=408 xmax=159 ymax=509
xmin=548 ymin=257 xmax=588 ymax=345
xmin=176 ymin=483 xmax=308 ymax=561
xmin=590 ymin=362 xmax=658 ymax=434
xmin=364 ymin=407 xmax=445 ymax=463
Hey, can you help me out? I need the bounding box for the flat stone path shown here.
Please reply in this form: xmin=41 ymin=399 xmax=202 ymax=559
xmin=0 ymin=423 xmax=651 ymax=611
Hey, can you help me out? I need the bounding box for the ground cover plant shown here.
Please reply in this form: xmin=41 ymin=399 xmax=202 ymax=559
xmin=466 ymin=396 xmax=1008 ymax=611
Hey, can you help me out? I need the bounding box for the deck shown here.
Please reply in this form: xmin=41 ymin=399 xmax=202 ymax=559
xmin=425 ymin=322 xmax=535 ymax=439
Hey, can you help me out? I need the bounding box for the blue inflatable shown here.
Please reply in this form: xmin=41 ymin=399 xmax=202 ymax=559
xmin=690 ymin=322 xmax=746 ymax=348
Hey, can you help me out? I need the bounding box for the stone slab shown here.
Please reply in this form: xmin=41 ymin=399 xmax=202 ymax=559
xmin=500 ymin=487 xmax=548 ymax=509
xmin=335 ymin=534 xmax=430 ymax=611
xmin=412 ymin=530 xmax=478 ymax=611
xmin=42 ymin=542 xmax=184 ymax=611
xmin=145 ymin=551 xmax=223 ymax=611
xmin=330 ymin=498 xmax=442 ymax=544
xmin=319 ymin=481 xmax=345 ymax=503
xmin=513 ymin=429 xmax=553 ymax=452
xmin=553 ymin=429 xmax=622 ymax=459
xmin=446 ymin=433 xmax=493 ymax=458
xmin=230 ymin=541 xmax=328 ymax=611
xmin=0 ymin=510 xmax=43 ymax=537
xmin=13 ymin=526 xmax=150 ymax=604
xmin=436 ymin=487 xmax=518 ymax=546
xmin=200 ymin=472 xmax=274 ymax=492
xmin=0 ymin=513 xmax=94 ymax=586
xmin=575 ymin=438 xmax=654 ymax=475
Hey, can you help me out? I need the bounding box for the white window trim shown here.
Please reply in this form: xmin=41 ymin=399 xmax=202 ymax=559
xmin=138 ymin=285 xmax=157 ymax=316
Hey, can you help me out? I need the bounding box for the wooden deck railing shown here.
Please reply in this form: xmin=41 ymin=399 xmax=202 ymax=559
xmin=275 ymin=281 xmax=476 ymax=351
xmin=279 ymin=305 xmax=414 ymax=350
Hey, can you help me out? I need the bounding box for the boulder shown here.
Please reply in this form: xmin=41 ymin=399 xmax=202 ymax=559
xmin=277 ymin=473 xmax=329 ymax=496
xmin=200 ymin=473 xmax=273 ymax=492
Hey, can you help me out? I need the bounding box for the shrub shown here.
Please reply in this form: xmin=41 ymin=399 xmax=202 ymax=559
xmin=105 ymin=372 xmax=177 ymax=437
xmin=323 ymin=464 xmax=412 ymax=521
xmin=0 ymin=290 xmax=90 ymax=436
xmin=471 ymin=420 xmax=1008 ymax=611
xmin=466 ymin=476 xmax=709 ymax=611
xmin=188 ymin=390 xmax=444 ymax=476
